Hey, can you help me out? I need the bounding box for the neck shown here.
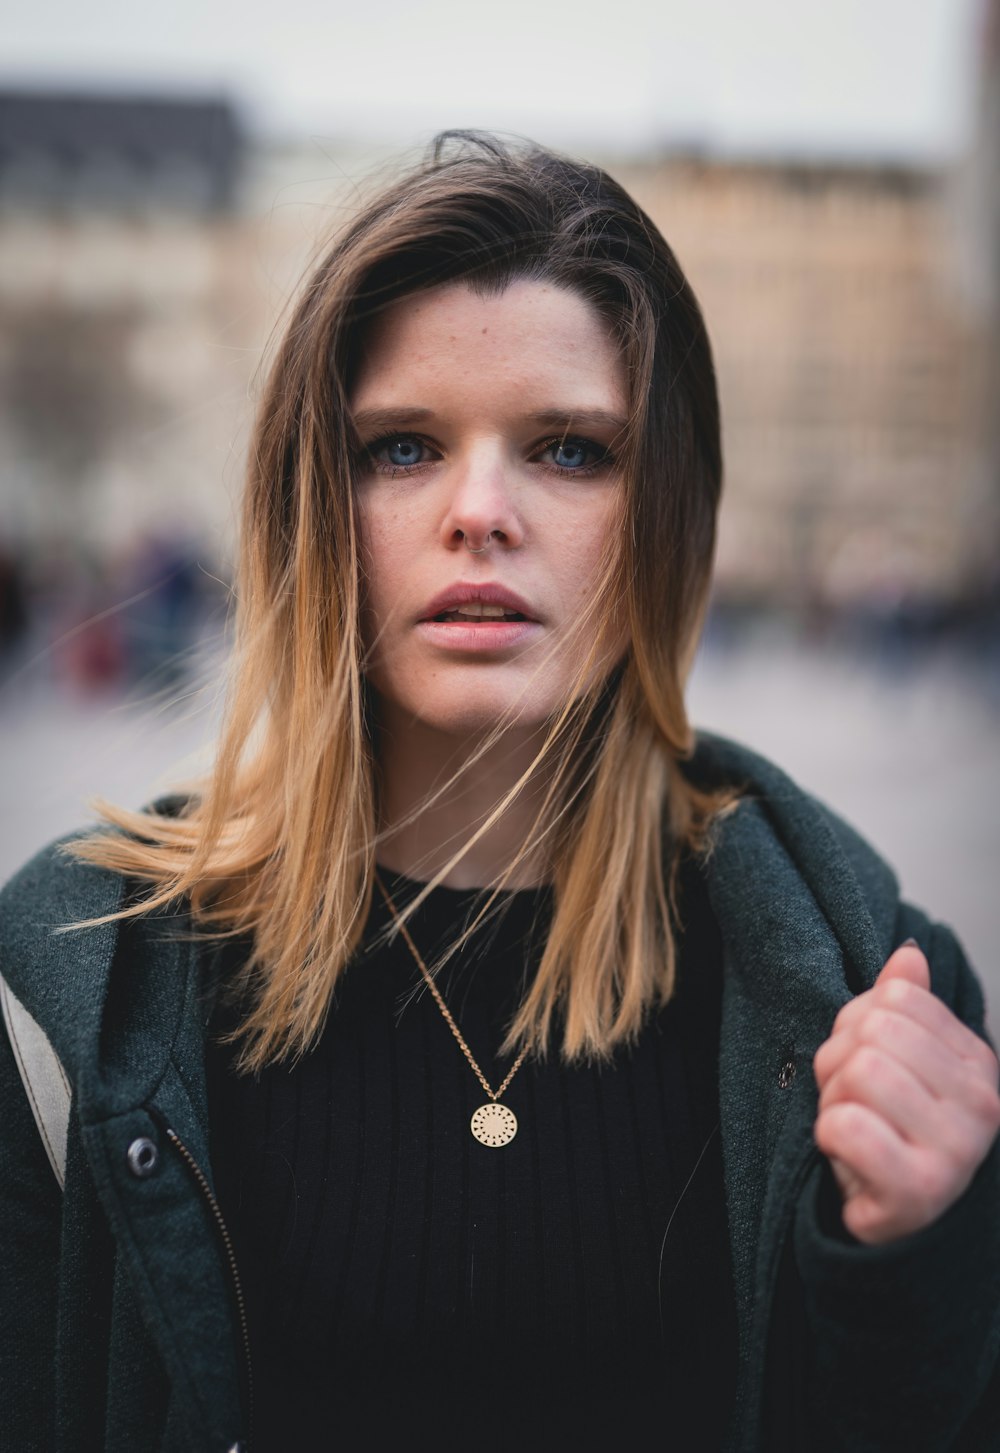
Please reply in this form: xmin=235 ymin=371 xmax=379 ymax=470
xmin=374 ymin=706 xmax=555 ymax=890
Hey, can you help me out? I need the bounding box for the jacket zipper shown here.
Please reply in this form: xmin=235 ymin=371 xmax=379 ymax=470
xmin=161 ymin=1121 xmax=255 ymax=1451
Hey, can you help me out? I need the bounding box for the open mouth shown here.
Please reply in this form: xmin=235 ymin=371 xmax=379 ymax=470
xmin=432 ymin=604 xmax=529 ymax=623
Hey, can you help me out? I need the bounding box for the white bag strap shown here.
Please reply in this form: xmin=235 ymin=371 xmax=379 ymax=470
xmin=1 ymin=973 xmax=70 ymax=1190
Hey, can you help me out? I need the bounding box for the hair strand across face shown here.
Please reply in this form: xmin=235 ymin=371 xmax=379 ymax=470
xmin=67 ymin=130 xmax=741 ymax=1070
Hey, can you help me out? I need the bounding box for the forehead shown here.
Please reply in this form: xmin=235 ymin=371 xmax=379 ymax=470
xmin=351 ymin=279 xmax=627 ymax=416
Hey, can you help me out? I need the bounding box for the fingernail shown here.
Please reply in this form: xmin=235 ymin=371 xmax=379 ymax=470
xmin=901 ymin=937 xmax=919 ymax=948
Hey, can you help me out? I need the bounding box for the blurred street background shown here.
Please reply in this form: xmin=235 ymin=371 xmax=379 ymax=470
xmin=1 ymin=0 xmax=998 ymax=1019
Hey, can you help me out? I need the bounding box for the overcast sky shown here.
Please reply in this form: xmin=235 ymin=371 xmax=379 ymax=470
xmin=2 ymin=0 xmax=986 ymax=161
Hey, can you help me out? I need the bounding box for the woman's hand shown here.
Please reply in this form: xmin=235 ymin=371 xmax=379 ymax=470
xmin=812 ymin=942 xmax=1000 ymax=1245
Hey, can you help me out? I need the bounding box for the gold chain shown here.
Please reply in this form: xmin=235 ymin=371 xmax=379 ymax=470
xmin=375 ymin=874 xmax=529 ymax=1103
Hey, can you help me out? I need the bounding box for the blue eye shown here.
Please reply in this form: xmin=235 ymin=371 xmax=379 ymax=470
xmin=377 ymin=436 xmax=425 ymax=469
xmin=541 ymin=437 xmax=609 ymax=474
xmin=551 ymin=440 xmax=591 ymax=469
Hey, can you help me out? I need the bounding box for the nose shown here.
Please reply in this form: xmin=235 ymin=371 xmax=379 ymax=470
xmin=439 ymin=442 xmax=525 ymax=554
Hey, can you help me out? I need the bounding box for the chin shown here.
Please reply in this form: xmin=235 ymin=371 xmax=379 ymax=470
xmin=373 ymin=675 xmax=556 ymax=741
xmin=413 ymin=695 xmax=553 ymax=740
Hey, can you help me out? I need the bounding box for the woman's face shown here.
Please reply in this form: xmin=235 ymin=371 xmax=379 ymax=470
xmin=352 ymin=278 xmax=629 ymax=739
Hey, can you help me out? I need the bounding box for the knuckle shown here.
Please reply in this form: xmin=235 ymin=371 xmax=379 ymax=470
xmin=828 ymin=1099 xmax=865 ymax=1142
xmin=976 ymin=1041 xmax=1000 ymax=1085
xmin=813 ymin=1110 xmax=833 ymax=1153
xmin=815 ymin=1101 xmax=854 ymax=1153
xmin=911 ymin=1155 xmax=951 ymax=1216
xmin=967 ymin=1077 xmax=997 ymax=1113
xmin=845 ymin=1200 xmax=892 ymax=1245
xmin=943 ymin=1124 xmax=983 ymax=1174
xmin=840 ymin=1044 xmax=883 ymax=1092
xmin=842 ymin=1199 xmax=873 ymax=1238
xmin=969 ymin=1081 xmax=1000 ymax=1132
xmin=832 ymin=1002 xmax=856 ymax=1035
xmin=855 ymin=1012 xmax=891 ymax=1050
xmin=881 ymin=978 xmax=916 ymax=1011
xmin=813 ymin=1039 xmax=833 ymax=1075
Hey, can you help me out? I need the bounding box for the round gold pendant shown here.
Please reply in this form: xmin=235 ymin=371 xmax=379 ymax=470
xmin=470 ymin=1102 xmax=518 ymax=1147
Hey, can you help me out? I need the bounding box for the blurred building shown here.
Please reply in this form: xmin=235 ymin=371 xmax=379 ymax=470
xmin=0 ymin=90 xmax=241 ymax=211
xmin=0 ymin=90 xmax=250 ymax=562
xmin=0 ymin=87 xmax=996 ymax=623
xmin=949 ymin=0 xmax=1000 ymax=618
xmin=620 ymin=156 xmax=993 ymax=615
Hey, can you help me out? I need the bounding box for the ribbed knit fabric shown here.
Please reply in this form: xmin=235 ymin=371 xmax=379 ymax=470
xmin=206 ymin=853 xmax=738 ymax=1451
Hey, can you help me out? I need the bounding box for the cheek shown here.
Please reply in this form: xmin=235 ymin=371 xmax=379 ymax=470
xmin=357 ymin=493 xmax=403 ymax=589
xmin=555 ymin=495 xmax=619 ymax=601
xmin=358 ymin=487 xmax=424 ymax=580
xmin=560 ymin=497 xmax=629 ymax=659
xmin=356 ymin=504 xmax=394 ymax=648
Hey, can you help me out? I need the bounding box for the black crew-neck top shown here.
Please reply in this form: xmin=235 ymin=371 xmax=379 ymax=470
xmin=205 ymin=853 xmax=738 ymax=1451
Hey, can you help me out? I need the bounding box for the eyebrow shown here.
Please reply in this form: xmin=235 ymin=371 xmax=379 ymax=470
xmin=526 ymin=409 xmax=629 ymax=436
xmin=350 ymin=406 xmax=629 ymax=436
xmin=351 ymin=407 xmax=434 ymax=435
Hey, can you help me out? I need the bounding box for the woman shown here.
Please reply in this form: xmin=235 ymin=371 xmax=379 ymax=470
xmin=2 ymin=132 xmax=998 ymax=1452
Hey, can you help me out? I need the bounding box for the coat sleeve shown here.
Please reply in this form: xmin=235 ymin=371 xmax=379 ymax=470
xmin=790 ymin=904 xmax=1000 ymax=1453
xmin=0 ymin=1005 xmax=63 ymax=1451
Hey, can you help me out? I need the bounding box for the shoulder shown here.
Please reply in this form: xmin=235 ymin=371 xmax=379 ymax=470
xmin=0 ymin=830 xmax=128 ymax=1055
xmin=0 ymin=829 xmax=127 ymax=958
xmin=684 ymin=727 xmax=899 ymax=919
xmin=0 ymin=795 xmax=190 ymax=994
xmin=685 ymin=729 xmax=986 ymax=1019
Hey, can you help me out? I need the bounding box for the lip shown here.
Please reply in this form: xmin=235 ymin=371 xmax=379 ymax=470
xmin=418 ymin=580 xmax=540 ymax=624
xmin=415 ymin=580 xmax=542 ymax=654
xmin=416 ymin=618 xmax=542 ymax=653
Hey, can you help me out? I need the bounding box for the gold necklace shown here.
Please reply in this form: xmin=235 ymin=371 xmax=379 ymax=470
xmin=375 ymin=875 xmax=529 ymax=1147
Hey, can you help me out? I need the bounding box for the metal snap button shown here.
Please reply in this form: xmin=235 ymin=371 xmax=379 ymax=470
xmin=126 ymin=1136 xmax=159 ymax=1178
xmin=777 ymin=1060 xmax=797 ymax=1089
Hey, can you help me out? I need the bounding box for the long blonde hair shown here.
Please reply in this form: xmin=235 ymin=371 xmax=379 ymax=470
xmin=71 ymin=132 xmax=740 ymax=1072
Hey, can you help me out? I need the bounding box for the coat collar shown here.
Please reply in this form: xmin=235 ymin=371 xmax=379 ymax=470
xmin=685 ymin=729 xmax=899 ymax=984
xmin=0 ymin=731 xmax=902 ymax=1126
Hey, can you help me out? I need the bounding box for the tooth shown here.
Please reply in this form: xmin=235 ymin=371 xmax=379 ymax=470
xmin=454 ymin=602 xmax=511 ymax=618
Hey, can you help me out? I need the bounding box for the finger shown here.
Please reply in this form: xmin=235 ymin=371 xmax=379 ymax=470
xmin=831 ymin=978 xmax=994 ymax=1074
xmin=876 ymin=941 xmax=930 ymax=992
xmin=816 ymin=1100 xmax=982 ymax=1244
xmin=814 ymin=1098 xmax=912 ymax=1198
xmin=814 ymin=1008 xmax=988 ymax=1102
xmin=818 ymin=1043 xmax=950 ymax=1146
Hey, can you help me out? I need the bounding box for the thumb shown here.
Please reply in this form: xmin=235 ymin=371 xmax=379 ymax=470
xmin=876 ymin=938 xmax=930 ymax=991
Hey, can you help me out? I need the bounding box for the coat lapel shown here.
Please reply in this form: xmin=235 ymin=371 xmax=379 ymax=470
xmin=0 ymin=839 xmax=244 ymax=1450
xmin=687 ymin=734 xmax=901 ymax=1445
xmin=77 ymin=909 xmax=245 ymax=1450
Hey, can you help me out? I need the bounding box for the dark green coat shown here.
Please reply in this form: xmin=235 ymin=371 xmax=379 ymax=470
xmin=2 ymin=732 xmax=998 ymax=1452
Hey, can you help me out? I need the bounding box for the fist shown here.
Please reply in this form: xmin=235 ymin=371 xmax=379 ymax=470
xmin=813 ymin=941 xmax=1000 ymax=1245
